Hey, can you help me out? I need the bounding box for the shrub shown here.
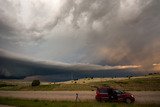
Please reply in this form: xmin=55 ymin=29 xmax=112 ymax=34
xmin=31 ymin=80 xmax=40 ymax=86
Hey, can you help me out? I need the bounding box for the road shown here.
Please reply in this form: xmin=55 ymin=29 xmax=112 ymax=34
xmin=0 ymin=105 xmax=15 ymax=107
xmin=0 ymin=91 xmax=160 ymax=104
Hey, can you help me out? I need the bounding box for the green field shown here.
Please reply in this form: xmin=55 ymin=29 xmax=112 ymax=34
xmin=0 ymin=74 xmax=160 ymax=91
xmin=0 ymin=97 xmax=159 ymax=107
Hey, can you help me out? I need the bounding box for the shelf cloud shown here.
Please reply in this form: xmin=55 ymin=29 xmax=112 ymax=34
xmin=0 ymin=49 xmax=143 ymax=81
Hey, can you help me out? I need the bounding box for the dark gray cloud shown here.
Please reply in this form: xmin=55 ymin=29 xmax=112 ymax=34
xmin=0 ymin=49 xmax=142 ymax=81
xmin=0 ymin=0 xmax=160 ymax=71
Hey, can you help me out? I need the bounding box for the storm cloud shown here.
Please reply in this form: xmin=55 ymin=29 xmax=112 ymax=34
xmin=0 ymin=0 xmax=160 ymax=71
xmin=0 ymin=49 xmax=142 ymax=81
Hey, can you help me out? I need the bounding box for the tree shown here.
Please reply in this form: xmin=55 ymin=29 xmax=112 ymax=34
xmin=31 ymin=80 xmax=40 ymax=86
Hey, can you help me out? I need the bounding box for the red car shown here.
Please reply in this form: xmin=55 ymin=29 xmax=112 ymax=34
xmin=95 ymin=86 xmax=135 ymax=103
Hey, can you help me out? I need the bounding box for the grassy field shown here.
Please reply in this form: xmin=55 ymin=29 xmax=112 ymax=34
xmin=0 ymin=97 xmax=160 ymax=107
xmin=0 ymin=74 xmax=159 ymax=91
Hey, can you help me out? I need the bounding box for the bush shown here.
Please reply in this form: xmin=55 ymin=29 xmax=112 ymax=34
xmin=31 ymin=80 xmax=40 ymax=86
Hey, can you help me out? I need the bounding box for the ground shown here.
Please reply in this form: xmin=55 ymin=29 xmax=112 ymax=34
xmin=0 ymin=74 xmax=159 ymax=107
xmin=0 ymin=74 xmax=159 ymax=91
xmin=0 ymin=91 xmax=160 ymax=103
xmin=0 ymin=97 xmax=160 ymax=107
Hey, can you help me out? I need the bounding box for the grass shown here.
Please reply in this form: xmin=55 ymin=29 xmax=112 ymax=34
xmin=90 ymin=75 xmax=160 ymax=91
xmin=0 ymin=97 xmax=160 ymax=107
xmin=0 ymin=74 xmax=159 ymax=91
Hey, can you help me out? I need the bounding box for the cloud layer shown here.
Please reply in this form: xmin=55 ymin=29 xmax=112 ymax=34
xmin=0 ymin=0 xmax=160 ymax=70
xmin=0 ymin=49 xmax=142 ymax=81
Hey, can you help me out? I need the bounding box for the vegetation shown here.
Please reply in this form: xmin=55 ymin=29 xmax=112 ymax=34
xmin=32 ymin=80 xmax=40 ymax=86
xmin=0 ymin=97 xmax=159 ymax=107
xmin=0 ymin=74 xmax=159 ymax=91
xmin=90 ymin=75 xmax=160 ymax=91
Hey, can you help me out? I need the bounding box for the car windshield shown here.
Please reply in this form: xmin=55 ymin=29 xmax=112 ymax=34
xmin=99 ymin=89 xmax=108 ymax=93
xmin=114 ymin=90 xmax=125 ymax=94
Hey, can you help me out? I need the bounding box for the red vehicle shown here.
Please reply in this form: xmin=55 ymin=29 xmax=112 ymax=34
xmin=95 ymin=86 xmax=135 ymax=103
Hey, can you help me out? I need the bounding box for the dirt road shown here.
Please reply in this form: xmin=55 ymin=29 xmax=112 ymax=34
xmin=0 ymin=91 xmax=159 ymax=104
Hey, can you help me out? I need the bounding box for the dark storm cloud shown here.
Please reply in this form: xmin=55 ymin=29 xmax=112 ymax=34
xmin=0 ymin=49 xmax=142 ymax=81
xmin=0 ymin=0 xmax=160 ymax=71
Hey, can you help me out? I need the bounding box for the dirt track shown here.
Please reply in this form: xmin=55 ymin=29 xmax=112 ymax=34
xmin=0 ymin=91 xmax=160 ymax=104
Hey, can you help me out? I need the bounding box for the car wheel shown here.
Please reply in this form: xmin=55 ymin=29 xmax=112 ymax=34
xmin=96 ymin=98 xmax=102 ymax=102
xmin=125 ymin=98 xmax=132 ymax=104
xmin=104 ymin=100 xmax=108 ymax=102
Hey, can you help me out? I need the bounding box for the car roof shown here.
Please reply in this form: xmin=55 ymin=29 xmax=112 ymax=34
xmin=98 ymin=86 xmax=117 ymax=90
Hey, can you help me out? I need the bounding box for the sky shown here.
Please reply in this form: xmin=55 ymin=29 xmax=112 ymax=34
xmin=0 ymin=0 xmax=160 ymax=72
